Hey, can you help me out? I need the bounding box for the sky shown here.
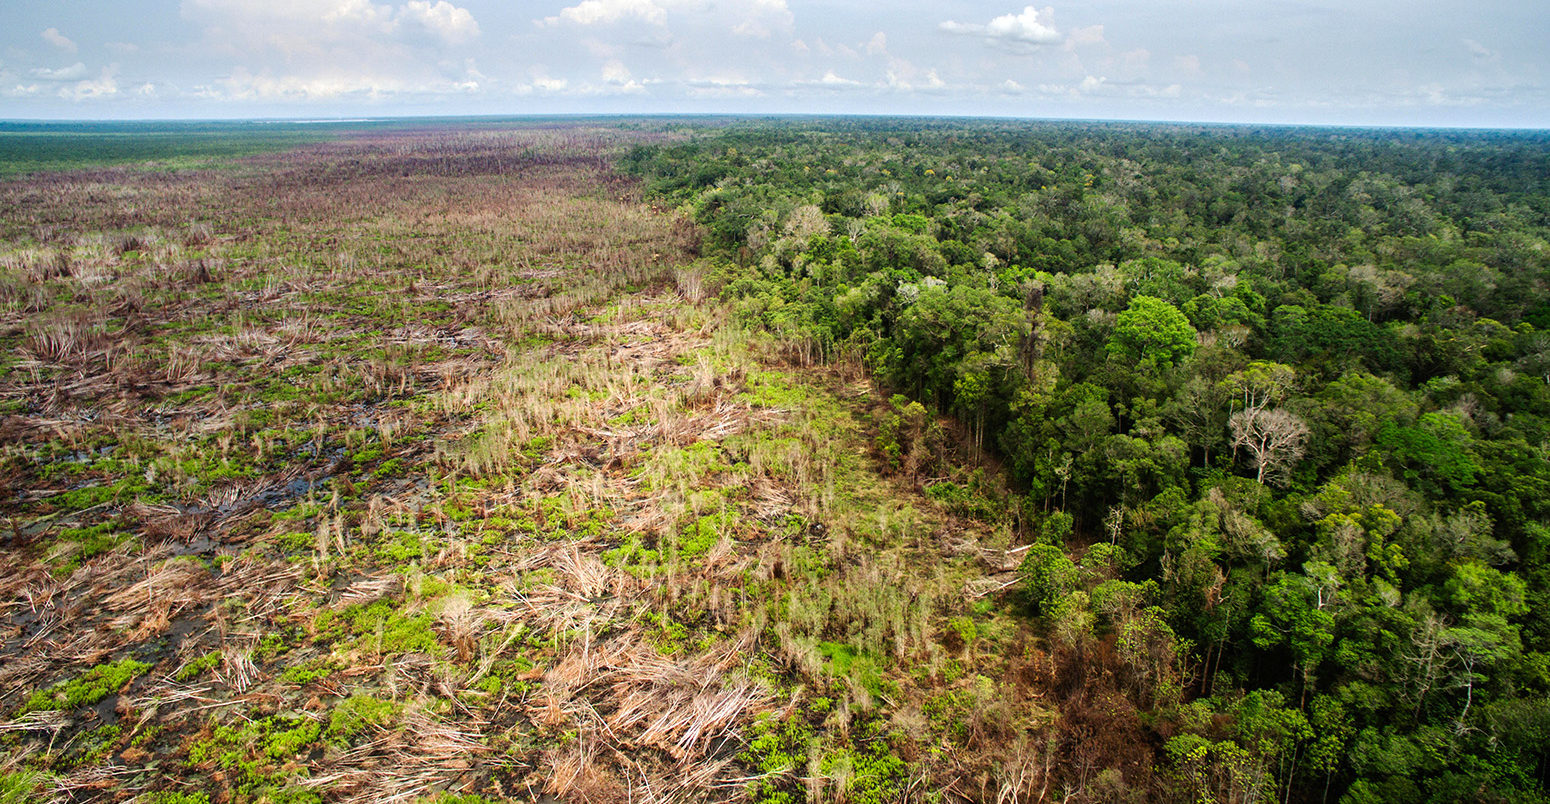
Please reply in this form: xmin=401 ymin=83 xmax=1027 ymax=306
xmin=1 ymin=0 xmax=1546 ymax=127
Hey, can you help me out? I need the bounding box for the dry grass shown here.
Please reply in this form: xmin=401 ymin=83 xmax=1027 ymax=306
xmin=0 ymin=122 xmax=1064 ymax=803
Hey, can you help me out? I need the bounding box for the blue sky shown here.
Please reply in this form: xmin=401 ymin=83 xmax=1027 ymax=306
xmin=2 ymin=0 xmax=1546 ymax=126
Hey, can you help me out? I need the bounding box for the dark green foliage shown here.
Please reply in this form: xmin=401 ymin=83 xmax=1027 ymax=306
xmin=624 ymin=118 xmax=1550 ymax=802
xmin=1110 ymin=295 xmax=1196 ymax=368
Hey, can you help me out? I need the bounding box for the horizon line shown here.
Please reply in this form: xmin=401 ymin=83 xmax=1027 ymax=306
xmin=1 ymin=111 xmax=1548 ymax=134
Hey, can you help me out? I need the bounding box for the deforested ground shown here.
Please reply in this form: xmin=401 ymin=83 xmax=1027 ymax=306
xmin=0 ymin=124 xmax=1067 ymax=803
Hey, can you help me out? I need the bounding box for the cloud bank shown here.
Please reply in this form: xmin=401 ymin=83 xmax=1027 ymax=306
xmin=0 ymin=1 xmax=1542 ymax=126
xmin=940 ymin=6 xmax=1061 ymax=50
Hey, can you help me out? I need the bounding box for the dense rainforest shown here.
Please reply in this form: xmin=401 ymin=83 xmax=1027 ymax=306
xmin=623 ymin=119 xmax=1550 ymax=802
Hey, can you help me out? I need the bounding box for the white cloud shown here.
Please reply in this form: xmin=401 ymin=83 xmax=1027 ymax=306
xmin=184 ymin=0 xmax=478 ymax=44
xmin=41 ymin=28 xmax=78 ymax=53
xmin=542 ymin=0 xmax=790 ymax=37
xmin=1463 ymin=39 xmax=1495 ymax=61
xmin=196 ymin=67 xmax=420 ymax=101
xmin=188 ymin=0 xmax=381 ymax=27
xmin=60 ymin=67 xmax=119 ymax=101
xmin=864 ymin=32 xmax=887 ymax=56
xmin=601 ymin=59 xmax=631 ymax=83
xmin=192 ymin=62 xmax=496 ymax=102
xmin=401 ymin=1 xmax=479 ymax=43
xmin=730 ymin=18 xmax=772 ymax=38
xmin=799 ymin=70 xmax=862 ymax=89
xmin=732 ymin=0 xmax=792 ymax=37
xmin=31 ymin=63 xmax=89 ymax=81
xmin=173 ymin=0 xmax=484 ymax=107
xmin=532 ymin=74 xmax=568 ymax=92
xmin=684 ymin=75 xmax=760 ymax=99
xmin=106 ymin=42 xmax=142 ymax=56
xmin=542 ymin=0 xmax=667 ymax=27
xmin=321 ymin=0 xmax=395 ymax=27
xmin=686 ymin=83 xmax=761 ymax=99
xmin=940 ymin=6 xmax=1061 ymax=50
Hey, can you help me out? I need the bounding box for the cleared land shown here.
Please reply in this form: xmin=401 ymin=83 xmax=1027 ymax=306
xmin=0 ymin=125 xmax=1065 ymax=802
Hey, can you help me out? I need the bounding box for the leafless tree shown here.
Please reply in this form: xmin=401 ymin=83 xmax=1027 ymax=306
xmin=784 ymin=203 xmax=829 ymax=240
xmin=1230 ymin=407 xmax=1309 ymax=485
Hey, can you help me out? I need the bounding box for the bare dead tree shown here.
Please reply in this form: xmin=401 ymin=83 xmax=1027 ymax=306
xmin=1229 ymin=407 xmax=1309 ymax=485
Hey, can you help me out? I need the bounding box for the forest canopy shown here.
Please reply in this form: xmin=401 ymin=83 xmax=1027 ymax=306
xmin=623 ymin=118 xmax=1550 ymax=802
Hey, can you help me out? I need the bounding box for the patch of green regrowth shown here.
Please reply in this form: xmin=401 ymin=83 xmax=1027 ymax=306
xmin=603 ymin=534 xmax=662 ymax=578
xmin=644 ymin=610 xmax=690 ymax=655
xmin=274 ymin=531 xmax=315 ymax=553
xmin=678 ymin=508 xmax=736 ymax=558
xmin=47 ymin=475 xmax=154 ymax=514
xmin=0 ymin=769 xmax=48 ymax=804
xmin=946 ymin=615 xmax=978 ymax=650
xmin=569 ymin=506 xmax=613 ymax=539
xmin=440 ymin=499 xmax=476 ymax=523
xmin=740 ymin=370 xmax=823 ymax=410
xmin=475 ymin=654 xmax=541 ymax=698
xmin=48 ymin=522 xmax=135 ymax=576
xmin=819 ymin=729 xmax=908 ymax=804
xmin=923 ymin=689 xmax=973 ymax=744
xmin=817 ymin=642 xmax=884 ymax=700
xmin=0 ymin=124 xmax=332 ymax=176
xmin=174 ymin=650 xmax=223 ymax=682
xmin=271 ymin=502 xmax=324 ymax=524
xmin=21 ymin=658 xmax=152 ymax=714
xmin=629 ymin=440 xmax=728 ymax=492
xmin=185 ymin=714 xmax=322 ymax=799
xmin=254 ymin=628 xmax=303 ymax=664
xmin=607 ymin=406 xmax=651 ymax=427
xmin=326 ymin=694 xmax=399 ymax=744
xmin=351 ymin=443 xmax=384 ymax=465
xmin=65 ymin=723 xmax=122 ymax=770
xmin=375 ymin=530 xmax=434 ymax=564
xmin=741 ymin=711 xmax=812 ymax=804
xmin=145 ymin=792 xmax=212 ymax=804
xmin=372 ymin=457 xmax=405 ymax=478
xmin=314 ymin=599 xmax=444 ymax=658
xmin=165 ymin=386 xmax=215 ymax=405
xmin=131 ymin=724 xmax=164 ymax=748
xmin=917 ymin=470 xmax=1004 ymax=523
xmin=521 ymin=435 xmax=553 ymax=464
xmin=410 ymin=575 xmax=473 ymax=605
xmin=278 ymin=657 xmax=339 ymax=686
xmin=150 ymin=450 xmax=262 ymax=494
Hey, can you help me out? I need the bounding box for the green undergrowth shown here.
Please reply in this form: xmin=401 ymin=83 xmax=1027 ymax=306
xmin=184 ymin=714 xmax=324 ymax=802
xmin=20 ymin=658 xmax=151 ymax=715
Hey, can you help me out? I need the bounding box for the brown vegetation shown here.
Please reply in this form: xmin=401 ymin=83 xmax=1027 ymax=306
xmin=0 ymin=124 xmax=1156 ymax=803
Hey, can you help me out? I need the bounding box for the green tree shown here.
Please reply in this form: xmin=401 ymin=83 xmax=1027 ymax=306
xmin=1110 ymin=295 xmax=1197 ymax=369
